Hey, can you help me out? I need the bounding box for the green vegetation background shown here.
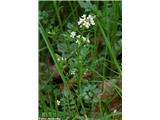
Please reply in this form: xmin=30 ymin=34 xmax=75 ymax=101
xmin=39 ymin=1 xmax=122 ymax=120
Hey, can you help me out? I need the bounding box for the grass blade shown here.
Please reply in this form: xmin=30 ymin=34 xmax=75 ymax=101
xmin=97 ymin=20 xmax=122 ymax=76
xmin=39 ymin=22 xmax=68 ymax=88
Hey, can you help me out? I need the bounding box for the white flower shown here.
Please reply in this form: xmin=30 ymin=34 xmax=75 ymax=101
xmin=61 ymin=57 xmax=67 ymax=61
xmin=90 ymin=19 xmax=95 ymax=25
xmin=81 ymin=14 xmax=86 ymax=18
xmin=78 ymin=14 xmax=95 ymax=29
xmin=83 ymin=21 xmax=90 ymax=29
xmin=75 ymin=35 xmax=90 ymax=45
xmin=82 ymin=36 xmax=90 ymax=43
xmin=57 ymin=56 xmax=67 ymax=62
xmin=70 ymin=31 xmax=76 ymax=38
xmin=113 ymin=109 xmax=117 ymax=113
xmin=71 ymin=68 xmax=77 ymax=75
xmin=57 ymin=58 xmax=60 ymax=61
xmin=82 ymin=36 xmax=86 ymax=41
xmin=86 ymin=38 xmax=90 ymax=43
xmin=87 ymin=14 xmax=95 ymax=26
xmin=76 ymin=39 xmax=81 ymax=45
xmin=57 ymin=100 xmax=60 ymax=105
xmin=76 ymin=35 xmax=81 ymax=39
xmin=78 ymin=18 xmax=83 ymax=25
xmin=75 ymin=35 xmax=81 ymax=45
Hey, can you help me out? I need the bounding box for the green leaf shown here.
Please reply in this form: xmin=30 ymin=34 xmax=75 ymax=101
xmin=80 ymin=46 xmax=89 ymax=58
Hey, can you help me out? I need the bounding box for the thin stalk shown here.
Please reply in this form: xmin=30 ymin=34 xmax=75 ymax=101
xmin=76 ymin=48 xmax=87 ymax=117
xmin=74 ymin=1 xmax=79 ymax=20
xmin=55 ymin=96 xmax=59 ymax=117
xmin=79 ymin=97 xmax=87 ymax=118
xmin=62 ymin=95 xmax=67 ymax=115
xmin=103 ymin=48 xmax=107 ymax=77
xmin=49 ymin=96 xmax=55 ymax=117
xmin=98 ymin=100 xmax=103 ymax=116
xmin=91 ymin=28 xmax=98 ymax=63
xmin=101 ymin=62 xmax=121 ymax=75
xmin=78 ymin=60 xmax=82 ymax=94
xmin=61 ymin=5 xmax=79 ymax=28
xmin=69 ymin=1 xmax=77 ymax=22
xmin=53 ymin=1 xmax=63 ymax=31
xmin=90 ymin=67 xmax=108 ymax=81
xmin=66 ymin=96 xmax=71 ymax=114
xmin=105 ymin=112 xmax=122 ymax=119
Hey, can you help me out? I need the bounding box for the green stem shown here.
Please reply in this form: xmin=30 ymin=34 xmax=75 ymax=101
xmin=55 ymin=96 xmax=59 ymax=117
xmin=79 ymin=96 xmax=87 ymax=115
xmin=69 ymin=1 xmax=76 ymax=22
xmin=53 ymin=1 xmax=63 ymax=31
xmin=99 ymin=100 xmax=103 ymax=116
xmin=76 ymin=48 xmax=87 ymax=116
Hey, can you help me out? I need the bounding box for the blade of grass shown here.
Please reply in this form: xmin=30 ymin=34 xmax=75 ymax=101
xmin=98 ymin=112 xmax=121 ymax=120
xmin=39 ymin=22 xmax=74 ymax=116
xmin=97 ymin=20 xmax=122 ymax=76
xmin=39 ymin=22 xmax=68 ymax=90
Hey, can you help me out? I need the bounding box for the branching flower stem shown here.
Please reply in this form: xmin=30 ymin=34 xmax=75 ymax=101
xmin=76 ymin=48 xmax=87 ymax=117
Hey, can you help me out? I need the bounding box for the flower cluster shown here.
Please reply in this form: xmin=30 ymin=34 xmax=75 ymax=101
xmin=57 ymin=100 xmax=60 ymax=106
xmin=70 ymin=31 xmax=90 ymax=45
xmin=76 ymin=35 xmax=90 ymax=45
xmin=78 ymin=14 xmax=95 ymax=29
xmin=57 ymin=56 xmax=67 ymax=62
xmin=70 ymin=31 xmax=76 ymax=38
